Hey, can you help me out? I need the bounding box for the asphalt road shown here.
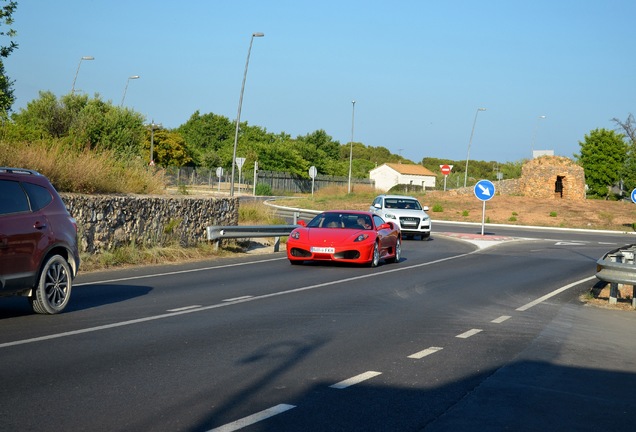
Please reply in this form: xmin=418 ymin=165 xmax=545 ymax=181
xmin=1 ymin=226 xmax=635 ymax=431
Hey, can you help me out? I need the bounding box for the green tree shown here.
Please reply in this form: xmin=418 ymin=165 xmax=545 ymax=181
xmin=0 ymin=0 xmax=17 ymax=115
xmin=300 ymin=129 xmax=340 ymax=160
xmin=254 ymin=140 xmax=308 ymax=176
xmin=12 ymin=92 xmax=146 ymax=158
xmin=143 ymin=128 xmax=191 ymax=167
xmin=177 ymin=111 xmax=234 ymax=165
xmin=11 ymin=91 xmax=76 ymax=138
xmin=612 ymin=114 xmax=636 ymax=192
xmin=576 ymin=128 xmax=627 ymax=198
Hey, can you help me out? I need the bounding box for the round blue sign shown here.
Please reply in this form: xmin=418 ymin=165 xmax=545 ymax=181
xmin=631 ymin=188 xmax=636 ymax=204
xmin=474 ymin=180 xmax=495 ymax=201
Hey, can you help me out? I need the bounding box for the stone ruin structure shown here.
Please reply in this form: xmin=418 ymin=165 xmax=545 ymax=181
xmin=519 ymin=155 xmax=586 ymax=200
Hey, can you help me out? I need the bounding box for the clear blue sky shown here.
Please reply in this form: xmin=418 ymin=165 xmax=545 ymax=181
xmin=8 ymin=0 xmax=636 ymax=165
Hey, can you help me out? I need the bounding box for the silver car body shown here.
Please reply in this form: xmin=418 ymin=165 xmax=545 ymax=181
xmin=370 ymin=194 xmax=431 ymax=239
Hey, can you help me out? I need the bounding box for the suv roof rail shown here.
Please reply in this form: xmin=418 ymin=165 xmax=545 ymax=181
xmin=0 ymin=167 xmax=42 ymax=176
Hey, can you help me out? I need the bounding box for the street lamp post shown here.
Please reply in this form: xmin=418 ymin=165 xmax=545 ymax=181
xmin=120 ymin=75 xmax=140 ymax=106
xmin=230 ymin=32 xmax=265 ymax=197
xmin=531 ymin=115 xmax=547 ymax=158
xmin=148 ymin=120 xmax=162 ymax=165
xmin=71 ymin=56 xmax=94 ymax=94
xmin=347 ymin=100 xmax=356 ymax=194
xmin=463 ymin=107 xmax=487 ymax=188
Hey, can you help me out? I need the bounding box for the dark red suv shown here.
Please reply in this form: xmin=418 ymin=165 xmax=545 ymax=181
xmin=0 ymin=168 xmax=80 ymax=314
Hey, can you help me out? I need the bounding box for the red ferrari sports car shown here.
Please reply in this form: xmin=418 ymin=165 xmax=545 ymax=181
xmin=287 ymin=210 xmax=401 ymax=267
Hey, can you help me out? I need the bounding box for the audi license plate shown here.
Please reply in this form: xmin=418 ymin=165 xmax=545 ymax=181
xmin=311 ymin=246 xmax=335 ymax=253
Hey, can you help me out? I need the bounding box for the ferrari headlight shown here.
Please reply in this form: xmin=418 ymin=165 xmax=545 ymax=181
xmin=354 ymin=234 xmax=369 ymax=242
xmin=291 ymin=231 xmax=300 ymax=239
xmin=384 ymin=213 xmax=396 ymax=220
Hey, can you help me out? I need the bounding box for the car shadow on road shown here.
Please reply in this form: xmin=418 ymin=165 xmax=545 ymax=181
xmin=0 ymin=284 xmax=152 ymax=318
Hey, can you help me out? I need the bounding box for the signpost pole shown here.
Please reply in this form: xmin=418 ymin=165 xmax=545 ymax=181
xmin=309 ymin=166 xmax=317 ymax=197
xmin=440 ymin=164 xmax=453 ymax=192
xmin=216 ymin=167 xmax=223 ymax=193
xmin=473 ymin=179 xmax=495 ymax=236
xmin=481 ymin=200 xmax=486 ymax=235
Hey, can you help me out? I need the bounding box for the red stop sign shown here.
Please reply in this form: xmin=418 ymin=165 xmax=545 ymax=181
xmin=440 ymin=164 xmax=451 ymax=175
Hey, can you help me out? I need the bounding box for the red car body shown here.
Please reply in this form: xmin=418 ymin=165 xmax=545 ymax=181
xmin=0 ymin=167 xmax=80 ymax=314
xmin=287 ymin=210 xmax=401 ymax=267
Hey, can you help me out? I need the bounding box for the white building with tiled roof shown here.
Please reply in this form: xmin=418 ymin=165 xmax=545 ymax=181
xmin=369 ymin=163 xmax=436 ymax=192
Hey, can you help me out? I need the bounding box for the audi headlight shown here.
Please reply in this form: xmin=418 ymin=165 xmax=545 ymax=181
xmin=384 ymin=213 xmax=396 ymax=220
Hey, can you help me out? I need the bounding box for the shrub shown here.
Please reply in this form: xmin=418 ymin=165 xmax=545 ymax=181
xmin=255 ymin=183 xmax=272 ymax=196
xmin=432 ymin=203 xmax=443 ymax=212
xmin=549 ymin=211 xmax=557 ymax=217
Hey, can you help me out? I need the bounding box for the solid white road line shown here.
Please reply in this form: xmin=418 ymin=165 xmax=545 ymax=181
xmin=456 ymin=329 xmax=483 ymax=339
xmin=209 ymin=404 xmax=295 ymax=432
xmin=491 ymin=315 xmax=511 ymax=323
xmin=330 ymin=371 xmax=382 ymax=389
xmin=223 ymin=296 xmax=253 ymax=302
xmin=408 ymin=346 xmax=443 ymax=359
xmin=75 ymin=257 xmax=288 ymax=286
xmin=167 ymin=305 xmax=202 ymax=312
xmin=516 ymin=275 xmax=596 ymax=311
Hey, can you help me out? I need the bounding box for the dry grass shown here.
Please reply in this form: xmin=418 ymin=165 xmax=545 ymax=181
xmin=239 ymin=201 xmax=286 ymax=225
xmin=79 ymin=241 xmax=241 ymax=272
xmin=0 ymin=140 xmax=165 ymax=194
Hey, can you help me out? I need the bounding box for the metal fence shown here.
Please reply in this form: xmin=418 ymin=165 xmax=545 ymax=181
xmin=163 ymin=167 xmax=375 ymax=194
xmin=256 ymin=171 xmax=374 ymax=194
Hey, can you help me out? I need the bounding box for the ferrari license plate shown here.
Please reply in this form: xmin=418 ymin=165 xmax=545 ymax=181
xmin=311 ymin=246 xmax=335 ymax=253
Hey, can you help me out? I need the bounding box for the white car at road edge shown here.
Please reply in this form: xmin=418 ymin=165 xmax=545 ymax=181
xmin=370 ymin=194 xmax=431 ymax=240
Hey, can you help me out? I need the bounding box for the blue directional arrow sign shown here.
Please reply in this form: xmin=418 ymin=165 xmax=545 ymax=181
xmin=474 ymin=179 xmax=495 ymax=201
xmin=631 ymin=188 xmax=636 ymax=204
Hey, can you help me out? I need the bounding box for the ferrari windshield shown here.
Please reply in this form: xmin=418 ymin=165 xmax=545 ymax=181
xmin=308 ymin=212 xmax=373 ymax=230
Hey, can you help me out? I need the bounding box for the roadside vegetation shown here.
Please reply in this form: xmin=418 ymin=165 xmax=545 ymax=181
xmin=0 ymin=140 xmax=164 ymax=194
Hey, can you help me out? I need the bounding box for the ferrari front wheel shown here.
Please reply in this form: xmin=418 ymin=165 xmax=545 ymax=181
xmin=370 ymin=242 xmax=380 ymax=267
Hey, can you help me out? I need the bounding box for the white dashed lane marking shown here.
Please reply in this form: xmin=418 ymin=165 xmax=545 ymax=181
xmin=456 ymin=329 xmax=483 ymax=339
xmin=208 ymin=404 xmax=296 ymax=432
xmin=491 ymin=315 xmax=511 ymax=323
xmin=408 ymin=346 xmax=443 ymax=359
xmin=330 ymin=371 xmax=382 ymax=389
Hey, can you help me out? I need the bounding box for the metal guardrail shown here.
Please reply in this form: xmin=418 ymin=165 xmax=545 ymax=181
xmin=596 ymin=244 xmax=636 ymax=307
xmin=264 ymin=199 xmax=321 ymax=223
xmin=205 ymin=200 xmax=324 ymax=253
xmin=206 ymin=224 xmax=298 ymax=252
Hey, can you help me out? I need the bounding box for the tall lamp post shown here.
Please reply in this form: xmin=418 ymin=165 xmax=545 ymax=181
xmin=463 ymin=107 xmax=487 ymax=188
xmin=230 ymin=32 xmax=265 ymax=197
xmin=71 ymin=56 xmax=94 ymax=94
xmin=347 ymin=100 xmax=356 ymax=193
xmin=120 ymin=75 xmax=140 ymax=106
xmin=148 ymin=120 xmax=162 ymax=166
xmin=530 ymin=115 xmax=546 ymax=158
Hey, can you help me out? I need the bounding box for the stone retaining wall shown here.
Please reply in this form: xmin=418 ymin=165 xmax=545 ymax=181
xmin=60 ymin=194 xmax=238 ymax=254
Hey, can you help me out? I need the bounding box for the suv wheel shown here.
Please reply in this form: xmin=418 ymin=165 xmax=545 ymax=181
xmin=30 ymin=255 xmax=72 ymax=314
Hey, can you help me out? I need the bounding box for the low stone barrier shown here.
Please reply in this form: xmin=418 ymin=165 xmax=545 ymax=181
xmin=60 ymin=194 xmax=238 ymax=254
